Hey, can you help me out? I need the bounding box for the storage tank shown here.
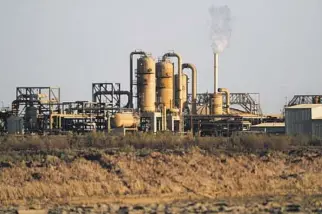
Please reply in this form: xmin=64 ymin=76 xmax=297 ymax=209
xmin=7 ymin=116 xmax=24 ymax=134
xmin=156 ymin=59 xmax=174 ymax=109
xmin=212 ymin=93 xmax=223 ymax=115
xmin=111 ymin=112 xmax=139 ymax=128
xmin=137 ymin=56 xmax=156 ymax=112
xmin=25 ymin=106 xmax=38 ymax=129
xmin=174 ymin=74 xmax=188 ymax=110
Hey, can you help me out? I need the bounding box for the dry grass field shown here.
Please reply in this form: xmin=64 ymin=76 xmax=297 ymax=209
xmin=0 ymin=133 xmax=321 ymax=213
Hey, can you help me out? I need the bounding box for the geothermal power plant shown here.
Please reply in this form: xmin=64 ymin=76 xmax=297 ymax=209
xmin=0 ymin=46 xmax=322 ymax=137
xmin=0 ymin=5 xmax=321 ymax=138
xmin=1 ymin=48 xmax=320 ymax=137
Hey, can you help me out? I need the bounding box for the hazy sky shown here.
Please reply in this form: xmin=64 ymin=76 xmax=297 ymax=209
xmin=0 ymin=0 xmax=321 ymax=114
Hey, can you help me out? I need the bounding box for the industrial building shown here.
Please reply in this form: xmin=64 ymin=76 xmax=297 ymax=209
xmin=285 ymin=104 xmax=322 ymax=139
xmin=1 ymin=49 xmax=319 ymax=137
xmin=250 ymin=122 xmax=285 ymax=134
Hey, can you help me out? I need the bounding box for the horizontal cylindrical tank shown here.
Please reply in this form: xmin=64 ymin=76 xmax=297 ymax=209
xmin=212 ymin=93 xmax=223 ymax=115
xmin=156 ymin=59 xmax=174 ymax=109
xmin=174 ymin=74 xmax=188 ymax=110
xmin=137 ymin=56 xmax=156 ymax=112
xmin=111 ymin=112 xmax=139 ymax=128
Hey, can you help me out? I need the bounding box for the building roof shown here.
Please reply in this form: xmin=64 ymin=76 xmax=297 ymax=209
xmin=251 ymin=122 xmax=285 ymax=128
xmin=285 ymin=104 xmax=322 ymax=109
xmin=264 ymin=114 xmax=284 ymax=118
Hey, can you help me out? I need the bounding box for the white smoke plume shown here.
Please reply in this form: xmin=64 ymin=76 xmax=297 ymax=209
xmin=209 ymin=5 xmax=232 ymax=54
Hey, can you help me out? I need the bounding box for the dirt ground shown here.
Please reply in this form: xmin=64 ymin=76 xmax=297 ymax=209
xmin=0 ymin=146 xmax=322 ymax=213
xmin=1 ymin=195 xmax=322 ymax=213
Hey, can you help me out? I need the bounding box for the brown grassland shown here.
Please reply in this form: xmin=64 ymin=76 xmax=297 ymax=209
xmin=0 ymin=133 xmax=321 ymax=208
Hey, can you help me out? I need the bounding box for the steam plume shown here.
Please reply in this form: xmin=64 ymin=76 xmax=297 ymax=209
xmin=209 ymin=5 xmax=232 ymax=53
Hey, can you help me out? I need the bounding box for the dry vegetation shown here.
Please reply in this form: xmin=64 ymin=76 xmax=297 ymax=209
xmin=0 ymin=133 xmax=321 ymax=207
xmin=0 ymin=132 xmax=321 ymax=153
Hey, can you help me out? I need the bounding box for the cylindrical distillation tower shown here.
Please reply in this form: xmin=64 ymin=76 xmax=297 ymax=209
xmin=137 ymin=56 xmax=156 ymax=112
xmin=156 ymin=58 xmax=174 ymax=109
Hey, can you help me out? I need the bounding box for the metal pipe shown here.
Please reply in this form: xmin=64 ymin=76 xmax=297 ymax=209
xmin=162 ymin=53 xmax=182 ymax=112
xmin=182 ymin=63 xmax=197 ymax=115
xmin=130 ymin=51 xmax=147 ymax=109
xmin=162 ymin=104 xmax=167 ymax=131
xmin=218 ymin=88 xmax=230 ymax=114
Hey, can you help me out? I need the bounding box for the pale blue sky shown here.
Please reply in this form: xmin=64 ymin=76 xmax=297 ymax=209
xmin=0 ymin=0 xmax=321 ymax=114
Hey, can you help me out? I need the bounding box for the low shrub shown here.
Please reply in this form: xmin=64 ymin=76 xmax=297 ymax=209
xmin=0 ymin=132 xmax=319 ymax=154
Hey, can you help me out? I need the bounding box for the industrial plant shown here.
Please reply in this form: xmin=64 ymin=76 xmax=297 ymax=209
xmin=0 ymin=49 xmax=320 ymax=138
xmin=0 ymin=4 xmax=319 ymax=139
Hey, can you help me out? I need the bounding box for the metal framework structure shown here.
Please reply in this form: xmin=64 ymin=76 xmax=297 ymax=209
xmin=228 ymin=93 xmax=262 ymax=115
xmin=92 ymin=83 xmax=133 ymax=131
xmin=185 ymin=114 xmax=255 ymax=137
xmin=287 ymin=95 xmax=322 ymax=106
xmin=13 ymin=87 xmax=60 ymax=116
xmin=59 ymin=101 xmax=102 ymax=115
xmin=49 ymin=101 xmax=99 ymax=133
xmin=187 ymin=92 xmax=263 ymax=115
xmin=10 ymin=87 xmax=61 ymax=133
xmin=92 ymin=83 xmax=131 ymax=113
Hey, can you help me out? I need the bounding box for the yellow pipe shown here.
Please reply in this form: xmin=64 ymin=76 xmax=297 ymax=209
xmin=50 ymin=113 xmax=90 ymax=119
xmin=218 ymin=88 xmax=230 ymax=114
xmin=182 ymin=63 xmax=197 ymax=115
xmin=50 ymin=113 xmax=91 ymax=130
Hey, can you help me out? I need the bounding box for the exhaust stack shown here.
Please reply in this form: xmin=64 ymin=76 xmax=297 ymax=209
xmin=212 ymin=53 xmax=222 ymax=115
xmin=214 ymin=53 xmax=218 ymax=94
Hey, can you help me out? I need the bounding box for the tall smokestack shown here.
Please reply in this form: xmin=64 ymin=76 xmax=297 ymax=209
xmin=214 ymin=53 xmax=218 ymax=94
xmin=213 ymin=53 xmax=222 ymax=114
xmin=209 ymin=4 xmax=232 ymax=84
xmin=208 ymin=5 xmax=232 ymax=115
